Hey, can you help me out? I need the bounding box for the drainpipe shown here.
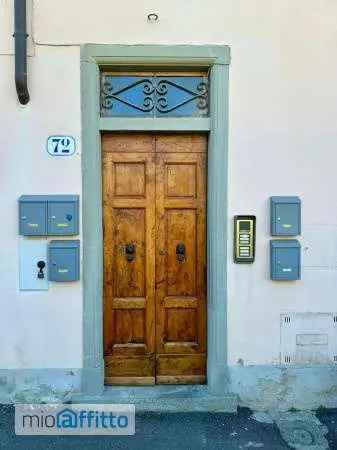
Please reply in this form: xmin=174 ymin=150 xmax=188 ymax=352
xmin=14 ymin=0 xmax=30 ymax=104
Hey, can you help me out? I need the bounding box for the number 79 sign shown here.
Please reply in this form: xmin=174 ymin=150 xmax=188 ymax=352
xmin=47 ymin=135 xmax=76 ymax=156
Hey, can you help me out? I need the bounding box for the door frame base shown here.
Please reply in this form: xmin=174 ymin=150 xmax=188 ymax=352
xmin=80 ymin=44 xmax=230 ymax=400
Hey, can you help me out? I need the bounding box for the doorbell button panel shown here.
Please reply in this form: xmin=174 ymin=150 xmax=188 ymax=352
xmin=234 ymin=215 xmax=256 ymax=263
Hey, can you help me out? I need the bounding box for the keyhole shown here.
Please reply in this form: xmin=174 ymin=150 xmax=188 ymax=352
xmin=37 ymin=260 xmax=46 ymax=279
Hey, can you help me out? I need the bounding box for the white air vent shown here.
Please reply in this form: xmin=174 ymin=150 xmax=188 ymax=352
xmin=280 ymin=313 xmax=337 ymax=365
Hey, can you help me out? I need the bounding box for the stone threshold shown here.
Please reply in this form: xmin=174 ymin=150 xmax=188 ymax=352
xmin=71 ymin=385 xmax=238 ymax=413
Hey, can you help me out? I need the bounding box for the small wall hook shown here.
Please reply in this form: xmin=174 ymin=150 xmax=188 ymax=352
xmin=147 ymin=13 xmax=159 ymax=22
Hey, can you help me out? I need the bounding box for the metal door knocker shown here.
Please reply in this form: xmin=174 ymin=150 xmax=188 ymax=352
xmin=176 ymin=243 xmax=186 ymax=262
xmin=125 ymin=243 xmax=135 ymax=262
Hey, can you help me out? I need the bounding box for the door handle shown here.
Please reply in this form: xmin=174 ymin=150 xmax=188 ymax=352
xmin=176 ymin=243 xmax=186 ymax=262
xmin=125 ymin=243 xmax=135 ymax=262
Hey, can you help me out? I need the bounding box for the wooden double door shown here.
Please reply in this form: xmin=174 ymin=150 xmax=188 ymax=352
xmin=102 ymin=133 xmax=207 ymax=385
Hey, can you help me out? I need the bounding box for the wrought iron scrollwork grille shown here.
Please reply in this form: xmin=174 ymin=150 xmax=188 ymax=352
xmin=100 ymin=75 xmax=209 ymax=117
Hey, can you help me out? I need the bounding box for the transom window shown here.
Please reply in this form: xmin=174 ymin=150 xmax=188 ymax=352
xmin=100 ymin=73 xmax=209 ymax=117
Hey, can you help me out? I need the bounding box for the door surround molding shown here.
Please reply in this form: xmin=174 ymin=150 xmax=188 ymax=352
xmin=80 ymin=44 xmax=230 ymax=396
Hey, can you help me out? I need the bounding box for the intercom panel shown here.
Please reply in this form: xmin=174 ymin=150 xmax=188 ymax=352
xmin=234 ymin=215 xmax=256 ymax=263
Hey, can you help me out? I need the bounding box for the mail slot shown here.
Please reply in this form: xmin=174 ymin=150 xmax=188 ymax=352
xmin=270 ymin=196 xmax=301 ymax=236
xmin=48 ymin=240 xmax=80 ymax=282
xmin=270 ymin=239 xmax=301 ymax=281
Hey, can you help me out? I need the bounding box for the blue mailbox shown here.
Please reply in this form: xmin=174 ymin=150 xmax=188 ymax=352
xmin=270 ymin=196 xmax=301 ymax=236
xmin=19 ymin=195 xmax=47 ymax=236
xmin=48 ymin=240 xmax=80 ymax=282
xmin=19 ymin=195 xmax=79 ymax=236
xmin=270 ymin=240 xmax=301 ymax=281
xmin=47 ymin=195 xmax=79 ymax=235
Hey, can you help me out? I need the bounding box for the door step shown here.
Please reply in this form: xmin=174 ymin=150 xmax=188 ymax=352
xmin=71 ymin=386 xmax=238 ymax=413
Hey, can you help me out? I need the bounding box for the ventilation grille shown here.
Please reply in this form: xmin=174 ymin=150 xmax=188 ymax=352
xmin=284 ymin=355 xmax=291 ymax=363
xmin=284 ymin=316 xmax=291 ymax=324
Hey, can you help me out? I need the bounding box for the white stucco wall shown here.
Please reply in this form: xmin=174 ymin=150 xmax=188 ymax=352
xmin=1 ymin=0 xmax=337 ymax=372
xmin=0 ymin=0 xmax=34 ymax=55
xmin=0 ymin=44 xmax=82 ymax=368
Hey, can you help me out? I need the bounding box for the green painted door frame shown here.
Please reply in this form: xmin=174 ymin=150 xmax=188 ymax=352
xmin=80 ymin=44 xmax=230 ymax=396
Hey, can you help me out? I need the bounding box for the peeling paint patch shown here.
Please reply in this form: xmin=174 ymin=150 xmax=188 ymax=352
xmin=0 ymin=369 xmax=81 ymax=404
xmin=229 ymin=365 xmax=337 ymax=411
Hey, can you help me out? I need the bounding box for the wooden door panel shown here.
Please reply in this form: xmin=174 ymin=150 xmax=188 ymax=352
xmin=104 ymin=356 xmax=155 ymax=385
xmin=166 ymin=164 xmax=197 ymax=198
xmin=156 ymin=133 xmax=207 ymax=153
xmin=102 ymin=133 xmax=155 ymax=153
xmin=114 ymin=165 xmax=145 ymax=196
xmin=155 ymin=137 xmax=207 ymax=384
xmin=103 ymin=146 xmax=156 ymax=385
xmin=166 ymin=209 xmax=197 ymax=297
xmin=113 ymin=208 xmax=145 ymax=298
xmin=103 ymin=133 xmax=207 ymax=385
xmin=156 ymin=354 xmax=206 ymax=385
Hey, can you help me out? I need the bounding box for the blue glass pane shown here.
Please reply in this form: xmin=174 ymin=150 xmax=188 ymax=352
xmin=155 ymin=77 xmax=208 ymax=117
xmin=100 ymin=75 xmax=209 ymax=117
xmin=101 ymin=76 xmax=155 ymax=117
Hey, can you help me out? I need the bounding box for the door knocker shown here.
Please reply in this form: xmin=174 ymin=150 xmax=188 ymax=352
xmin=125 ymin=243 xmax=135 ymax=262
xmin=176 ymin=243 xmax=186 ymax=262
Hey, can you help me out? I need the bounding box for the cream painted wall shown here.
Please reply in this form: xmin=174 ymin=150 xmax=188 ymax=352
xmin=1 ymin=0 xmax=337 ymax=369
xmin=0 ymin=46 xmax=82 ymax=368
xmin=0 ymin=0 xmax=34 ymax=55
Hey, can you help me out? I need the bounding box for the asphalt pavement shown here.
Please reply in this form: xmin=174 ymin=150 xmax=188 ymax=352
xmin=1 ymin=404 xmax=336 ymax=449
